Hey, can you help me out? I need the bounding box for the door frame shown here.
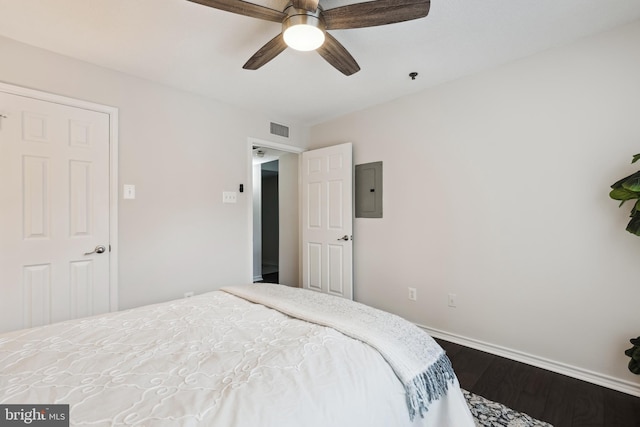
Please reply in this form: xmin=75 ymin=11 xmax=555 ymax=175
xmin=246 ymin=137 xmax=304 ymax=284
xmin=0 ymin=82 xmax=119 ymax=311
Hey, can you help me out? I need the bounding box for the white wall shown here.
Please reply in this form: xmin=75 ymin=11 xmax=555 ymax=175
xmin=310 ymin=20 xmax=640 ymax=392
xmin=0 ymin=36 xmax=308 ymax=310
xmin=278 ymin=153 xmax=300 ymax=287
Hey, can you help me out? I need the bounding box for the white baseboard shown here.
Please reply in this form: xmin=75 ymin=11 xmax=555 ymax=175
xmin=419 ymin=325 xmax=640 ymax=398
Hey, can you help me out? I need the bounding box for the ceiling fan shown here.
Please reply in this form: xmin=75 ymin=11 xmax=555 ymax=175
xmin=187 ymin=0 xmax=431 ymax=76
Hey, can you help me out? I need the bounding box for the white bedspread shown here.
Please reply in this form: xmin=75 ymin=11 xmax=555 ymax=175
xmin=0 ymin=289 xmax=474 ymax=426
xmin=222 ymin=283 xmax=456 ymax=421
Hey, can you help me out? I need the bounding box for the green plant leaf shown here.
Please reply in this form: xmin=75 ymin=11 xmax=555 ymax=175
xmin=622 ymin=173 xmax=640 ymax=192
xmin=625 ymin=338 xmax=640 ymax=374
xmin=609 ymin=187 xmax=639 ymax=201
xmin=626 ymin=214 xmax=640 ymax=236
xmin=611 ymin=157 xmax=640 ymax=238
xmin=611 ymin=171 xmax=640 ymax=189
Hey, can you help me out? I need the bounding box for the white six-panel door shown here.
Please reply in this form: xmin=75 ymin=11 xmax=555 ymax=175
xmin=302 ymin=143 xmax=353 ymax=300
xmin=0 ymin=91 xmax=111 ymax=333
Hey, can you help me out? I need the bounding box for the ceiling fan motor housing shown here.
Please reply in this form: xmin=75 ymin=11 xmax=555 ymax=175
xmin=282 ymin=5 xmax=326 ymax=51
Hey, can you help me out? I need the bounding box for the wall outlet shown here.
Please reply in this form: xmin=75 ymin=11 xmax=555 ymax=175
xmin=184 ymin=291 xmax=194 ymax=298
xmin=222 ymin=191 xmax=237 ymax=203
xmin=448 ymin=293 xmax=457 ymax=308
xmin=408 ymin=287 xmax=417 ymax=301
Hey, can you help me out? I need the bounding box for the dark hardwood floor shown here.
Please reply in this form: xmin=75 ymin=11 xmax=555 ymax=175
xmin=435 ymin=339 xmax=640 ymax=427
xmin=254 ymin=271 xmax=279 ymax=284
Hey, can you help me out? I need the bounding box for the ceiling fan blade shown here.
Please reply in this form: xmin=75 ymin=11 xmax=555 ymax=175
xmin=316 ymin=33 xmax=360 ymax=76
xmin=323 ymin=0 xmax=430 ymax=30
xmin=186 ymin=0 xmax=285 ymax=23
xmin=243 ymin=34 xmax=288 ymax=70
xmin=291 ymin=0 xmax=319 ymax=12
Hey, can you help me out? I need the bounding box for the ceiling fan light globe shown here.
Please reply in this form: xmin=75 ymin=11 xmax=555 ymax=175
xmin=282 ymin=9 xmax=326 ymax=51
xmin=283 ymin=24 xmax=325 ymax=51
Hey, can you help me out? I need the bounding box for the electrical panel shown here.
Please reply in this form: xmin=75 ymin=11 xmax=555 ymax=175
xmin=355 ymin=161 xmax=382 ymax=218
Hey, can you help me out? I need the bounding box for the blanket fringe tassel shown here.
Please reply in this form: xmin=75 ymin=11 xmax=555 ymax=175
xmin=406 ymin=353 xmax=456 ymax=421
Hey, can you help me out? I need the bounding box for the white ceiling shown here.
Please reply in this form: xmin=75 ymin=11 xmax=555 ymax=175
xmin=1 ymin=0 xmax=640 ymax=126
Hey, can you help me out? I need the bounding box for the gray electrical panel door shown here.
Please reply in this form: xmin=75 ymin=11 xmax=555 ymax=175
xmin=355 ymin=161 xmax=382 ymax=218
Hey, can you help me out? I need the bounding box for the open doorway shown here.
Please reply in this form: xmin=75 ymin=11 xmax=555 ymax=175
xmin=250 ymin=140 xmax=302 ymax=286
xmin=253 ymin=151 xmax=280 ymax=283
xmin=261 ymin=160 xmax=279 ymax=282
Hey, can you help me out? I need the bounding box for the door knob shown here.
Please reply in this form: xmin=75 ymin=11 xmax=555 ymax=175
xmin=337 ymin=235 xmax=351 ymax=241
xmin=84 ymin=245 xmax=106 ymax=256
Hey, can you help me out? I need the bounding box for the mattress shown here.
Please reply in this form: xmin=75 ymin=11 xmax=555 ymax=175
xmin=0 ymin=287 xmax=474 ymax=426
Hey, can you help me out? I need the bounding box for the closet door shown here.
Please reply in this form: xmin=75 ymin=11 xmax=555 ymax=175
xmin=0 ymin=91 xmax=111 ymax=333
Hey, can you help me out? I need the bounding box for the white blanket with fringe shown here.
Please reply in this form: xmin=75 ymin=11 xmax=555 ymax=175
xmin=222 ymin=283 xmax=456 ymax=420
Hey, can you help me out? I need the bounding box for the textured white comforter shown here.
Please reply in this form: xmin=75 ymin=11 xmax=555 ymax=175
xmin=0 ymin=290 xmax=474 ymax=426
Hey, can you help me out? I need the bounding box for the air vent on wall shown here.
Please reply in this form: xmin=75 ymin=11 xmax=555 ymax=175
xmin=270 ymin=122 xmax=289 ymax=138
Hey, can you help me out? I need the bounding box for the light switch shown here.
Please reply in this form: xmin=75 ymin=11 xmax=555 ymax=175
xmin=123 ymin=184 xmax=136 ymax=200
xmin=223 ymin=191 xmax=237 ymax=204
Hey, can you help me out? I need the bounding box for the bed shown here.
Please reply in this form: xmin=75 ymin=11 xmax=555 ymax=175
xmin=0 ymin=283 xmax=474 ymax=426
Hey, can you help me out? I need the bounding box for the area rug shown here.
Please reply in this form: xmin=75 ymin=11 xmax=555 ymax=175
xmin=463 ymin=389 xmax=554 ymax=427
